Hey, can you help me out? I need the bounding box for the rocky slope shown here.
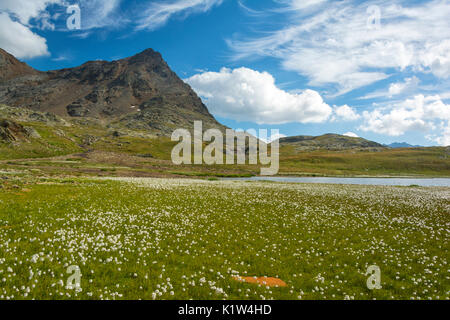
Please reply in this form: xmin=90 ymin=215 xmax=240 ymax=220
xmin=0 ymin=119 xmax=34 ymax=143
xmin=0 ymin=48 xmax=223 ymax=136
xmin=0 ymin=49 xmax=38 ymax=81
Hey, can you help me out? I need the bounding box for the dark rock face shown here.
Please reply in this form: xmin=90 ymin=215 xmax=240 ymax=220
xmin=67 ymin=102 xmax=90 ymax=117
xmin=0 ymin=48 xmax=223 ymax=135
xmin=0 ymin=119 xmax=31 ymax=143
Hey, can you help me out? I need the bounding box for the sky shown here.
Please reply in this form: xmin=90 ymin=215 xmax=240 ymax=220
xmin=0 ymin=0 xmax=449 ymax=146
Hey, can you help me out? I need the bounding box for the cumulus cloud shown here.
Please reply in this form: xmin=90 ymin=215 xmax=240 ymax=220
xmin=361 ymin=109 xmax=429 ymax=136
xmin=0 ymin=0 xmax=62 ymax=25
xmin=333 ymin=105 xmax=360 ymax=121
xmin=137 ymin=0 xmax=223 ymax=30
xmin=185 ymin=67 xmax=333 ymax=124
xmin=228 ymin=0 xmax=450 ymax=95
xmin=420 ymin=40 xmax=450 ymax=79
xmin=431 ymin=123 xmax=450 ymax=146
xmin=360 ymin=76 xmax=421 ymax=100
xmin=0 ymin=13 xmax=49 ymax=59
xmin=0 ymin=0 xmax=63 ymax=58
xmin=343 ymin=132 xmax=359 ymax=138
xmin=0 ymin=0 xmax=125 ymax=58
xmin=388 ymin=76 xmax=420 ymax=97
xmin=360 ymin=95 xmax=450 ymax=140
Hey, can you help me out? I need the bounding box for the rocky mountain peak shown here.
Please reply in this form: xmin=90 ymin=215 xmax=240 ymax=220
xmin=0 ymin=48 xmax=222 ymax=135
xmin=128 ymin=48 xmax=164 ymax=62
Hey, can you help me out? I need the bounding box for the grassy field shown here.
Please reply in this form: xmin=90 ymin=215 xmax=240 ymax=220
xmin=279 ymin=146 xmax=450 ymax=177
xmin=1 ymin=146 xmax=450 ymax=179
xmin=0 ymin=176 xmax=448 ymax=300
xmin=1 ymin=113 xmax=450 ymax=178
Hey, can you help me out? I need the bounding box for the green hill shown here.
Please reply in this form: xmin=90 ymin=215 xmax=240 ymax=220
xmin=279 ymin=134 xmax=384 ymax=151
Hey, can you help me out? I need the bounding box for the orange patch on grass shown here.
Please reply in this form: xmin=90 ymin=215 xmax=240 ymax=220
xmin=232 ymin=276 xmax=287 ymax=287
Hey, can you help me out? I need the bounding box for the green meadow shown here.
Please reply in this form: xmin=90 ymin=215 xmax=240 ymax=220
xmin=0 ymin=114 xmax=449 ymax=178
xmin=0 ymin=177 xmax=448 ymax=300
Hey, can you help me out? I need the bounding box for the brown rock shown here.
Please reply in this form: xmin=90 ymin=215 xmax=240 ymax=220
xmin=232 ymin=276 xmax=288 ymax=287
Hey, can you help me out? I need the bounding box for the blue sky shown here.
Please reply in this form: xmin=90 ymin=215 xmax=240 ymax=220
xmin=0 ymin=0 xmax=449 ymax=146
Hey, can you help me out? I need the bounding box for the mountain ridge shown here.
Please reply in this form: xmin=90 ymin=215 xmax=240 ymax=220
xmin=279 ymin=133 xmax=385 ymax=151
xmin=0 ymin=48 xmax=411 ymax=150
xmin=385 ymin=142 xmax=423 ymax=148
xmin=0 ymin=48 xmax=223 ymax=136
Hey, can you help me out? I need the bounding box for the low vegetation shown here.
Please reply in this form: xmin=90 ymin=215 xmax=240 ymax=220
xmin=1 ymin=104 xmax=449 ymax=178
xmin=279 ymin=146 xmax=450 ymax=177
xmin=0 ymin=177 xmax=448 ymax=300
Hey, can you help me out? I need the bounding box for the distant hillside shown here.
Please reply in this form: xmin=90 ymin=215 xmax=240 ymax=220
xmin=279 ymin=134 xmax=384 ymax=151
xmin=0 ymin=48 xmax=224 ymax=136
xmin=1 ymin=105 xmax=449 ymax=177
xmin=0 ymin=104 xmax=253 ymax=161
xmin=386 ymin=142 xmax=423 ymax=148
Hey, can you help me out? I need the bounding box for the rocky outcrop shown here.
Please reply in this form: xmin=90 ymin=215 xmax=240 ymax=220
xmin=0 ymin=119 xmax=32 ymax=143
xmin=0 ymin=104 xmax=68 ymax=125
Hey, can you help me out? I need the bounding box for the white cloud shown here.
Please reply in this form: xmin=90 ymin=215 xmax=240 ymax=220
xmin=361 ymin=109 xmax=429 ymax=136
xmin=360 ymin=76 xmax=423 ymax=100
xmin=258 ymin=132 xmax=287 ymax=143
xmin=333 ymin=105 xmax=360 ymax=121
xmin=420 ymin=40 xmax=450 ymax=79
xmin=78 ymin=0 xmax=124 ymax=30
xmin=288 ymin=0 xmax=328 ymax=10
xmin=51 ymin=54 xmax=70 ymax=61
xmin=137 ymin=0 xmax=223 ymax=31
xmin=360 ymin=94 xmax=450 ymax=138
xmin=0 ymin=13 xmax=49 ymax=59
xmin=343 ymin=132 xmax=359 ymax=138
xmin=0 ymin=0 xmax=62 ymax=25
xmin=1 ymin=0 xmax=123 ymax=30
xmin=433 ymin=123 xmax=450 ymax=146
xmin=185 ymin=67 xmax=333 ymax=124
xmin=228 ymin=0 xmax=450 ymax=95
xmin=0 ymin=0 xmax=124 ymax=58
xmin=388 ymin=76 xmax=420 ymax=97
xmin=0 ymin=0 xmax=63 ymax=58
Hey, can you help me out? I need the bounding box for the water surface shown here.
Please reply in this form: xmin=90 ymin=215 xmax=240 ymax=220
xmin=227 ymin=176 xmax=450 ymax=187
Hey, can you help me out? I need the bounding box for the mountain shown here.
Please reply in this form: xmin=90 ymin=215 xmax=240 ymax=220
xmin=386 ymin=142 xmax=423 ymax=148
xmin=279 ymin=134 xmax=385 ymax=151
xmin=0 ymin=49 xmax=38 ymax=81
xmin=0 ymin=48 xmax=223 ymax=135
